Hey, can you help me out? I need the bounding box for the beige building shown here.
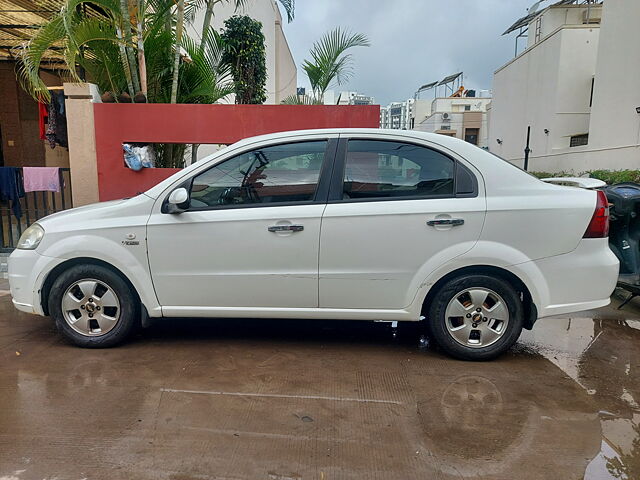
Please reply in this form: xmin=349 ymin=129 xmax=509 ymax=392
xmin=413 ymin=96 xmax=492 ymax=148
xmin=189 ymin=0 xmax=297 ymax=105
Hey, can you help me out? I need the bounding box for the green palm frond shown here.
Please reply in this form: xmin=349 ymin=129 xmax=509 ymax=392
xmin=63 ymin=16 xmax=122 ymax=79
xmin=281 ymin=94 xmax=322 ymax=105
xmin=276 ymin=0 xmax=295 ymax=23
xmin=179 ymin=27 xmax=232 ymax=103
xmin=16 ymin=16 xmax=67 ymax=101
xmin=301 ymin=27 xmax=369 ymax=99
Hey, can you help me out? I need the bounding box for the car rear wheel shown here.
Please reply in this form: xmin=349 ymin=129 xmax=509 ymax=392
xmin=48 ymin=264 xmax=138 ymax=347
xmin=426 ymin=274 xmax=524 ymax=361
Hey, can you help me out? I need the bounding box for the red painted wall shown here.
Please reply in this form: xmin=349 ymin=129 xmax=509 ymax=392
xmin=93 ymin=103 xmax=380 ymax=201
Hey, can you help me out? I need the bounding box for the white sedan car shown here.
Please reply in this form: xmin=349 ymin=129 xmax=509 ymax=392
xmin=8 ymin=129 xmax=618 ymax=360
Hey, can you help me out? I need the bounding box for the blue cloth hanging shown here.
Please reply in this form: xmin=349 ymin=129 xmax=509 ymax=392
xmin=0 ymin=167 xmax=24 ymax=218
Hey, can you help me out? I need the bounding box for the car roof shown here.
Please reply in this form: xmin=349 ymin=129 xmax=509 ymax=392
xmin=231 ymin=128 xmax=460 ymax=149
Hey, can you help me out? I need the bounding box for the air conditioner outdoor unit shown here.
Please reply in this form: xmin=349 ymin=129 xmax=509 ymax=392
xmin=442 ymin=112 xmax=450 ymax=121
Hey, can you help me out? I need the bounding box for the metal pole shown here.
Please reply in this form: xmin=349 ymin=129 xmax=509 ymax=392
xmin=524 ymin=126 xmax=531 ymax=171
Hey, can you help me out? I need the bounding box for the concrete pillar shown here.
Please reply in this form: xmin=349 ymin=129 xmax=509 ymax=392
xmin=63 ymin=83 xmax=101 ymax=206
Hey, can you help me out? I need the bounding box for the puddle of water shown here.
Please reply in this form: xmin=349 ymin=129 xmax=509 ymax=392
xmin=520 ymin=310 xmax=640 ymax=480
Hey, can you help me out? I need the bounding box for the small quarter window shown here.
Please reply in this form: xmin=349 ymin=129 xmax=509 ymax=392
xmin=342 ymin=140 xmax=455 ymax=200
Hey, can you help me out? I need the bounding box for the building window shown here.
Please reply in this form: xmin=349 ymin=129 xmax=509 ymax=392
xmin=441 ymin=125 xmax=451 ymax=130
xmin=464 ymin=128 xmax=480 ymax=146
xmin=464 ymin=105 xmax=471 ymax=111
xmin=570 ymin=134 xmax=589 ymax=147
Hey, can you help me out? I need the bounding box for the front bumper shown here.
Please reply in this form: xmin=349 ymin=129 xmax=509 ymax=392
xmin=8 ymin=248 xmax=63 ymax=316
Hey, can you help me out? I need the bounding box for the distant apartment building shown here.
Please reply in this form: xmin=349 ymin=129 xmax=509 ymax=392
xmin=490 ymin=0 xmax=640 ymax=172
xmin=190 ymin=0 xmax=297 ymax=105
xmin=323 ymin=91 xmax=376 ymax=106
xmin=412 ymin=94 xmax=492 ymax=148
xmin=380 ymin=99 xmax=414 ymax=130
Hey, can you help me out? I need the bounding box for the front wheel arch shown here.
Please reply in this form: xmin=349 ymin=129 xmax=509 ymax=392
xmin=41 ymin=257 xmax=141 ymax=316
xmin=421 ymin=265 xmax=537 ymax=330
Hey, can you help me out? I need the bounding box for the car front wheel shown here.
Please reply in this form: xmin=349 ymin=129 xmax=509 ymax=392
xmin=48 ymin=264 xmax=138 ymax=347
xmin=426 ymin=274 xmax=524 ymax=361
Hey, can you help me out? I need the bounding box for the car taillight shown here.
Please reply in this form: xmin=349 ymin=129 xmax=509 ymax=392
xmin=583 ymin=190 xmax=610 ymax=238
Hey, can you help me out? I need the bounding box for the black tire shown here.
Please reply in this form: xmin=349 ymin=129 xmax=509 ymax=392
xmin=48 ymin=264 xmax=139 ymax=348
xmin=425 ymin=274 xmax=524 ymax=361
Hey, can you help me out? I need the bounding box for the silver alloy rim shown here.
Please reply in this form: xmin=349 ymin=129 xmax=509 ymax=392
xmin=62 ymin=279 xmax=121 ymax=336
xmin=444 ymin=287 xmax=510 ymax=348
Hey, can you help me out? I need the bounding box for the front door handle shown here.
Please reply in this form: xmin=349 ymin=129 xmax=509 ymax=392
xmin=268 ymin=224 xmax=304 ymax=233
xmin=427 ymin=218 xmax=464 ymax=227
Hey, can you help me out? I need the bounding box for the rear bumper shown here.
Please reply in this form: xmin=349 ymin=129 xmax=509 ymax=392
xmin=515 ymin=238 xmax=619 ymax=318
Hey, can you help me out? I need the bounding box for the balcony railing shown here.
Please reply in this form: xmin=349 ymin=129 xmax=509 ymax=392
xmin=0 ymin=168 xmax=72 ymax=252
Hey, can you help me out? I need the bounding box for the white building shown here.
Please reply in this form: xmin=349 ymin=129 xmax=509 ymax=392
xmin=323 ymin=91 xmax=376 ymax=106
xmin=189 ymin=0 xmax=297 ymax=105
xmin=413 ymin=95 xmax=492 ymax=148
xmin=380 ymin=99 xmax=414 ymax=130
xmin=490 ymin=0 xmax=640 ymax=173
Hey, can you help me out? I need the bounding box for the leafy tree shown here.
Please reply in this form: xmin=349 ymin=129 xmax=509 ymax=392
xmin=221 ymin=15 xmax=267 ymax=104
xmin=283 ymin=27 xmax=369 ymax=104
xmin=15 ymin=0 xmax=293 ymax=104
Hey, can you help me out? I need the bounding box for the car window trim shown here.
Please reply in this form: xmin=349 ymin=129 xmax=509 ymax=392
xmin=161 ymin=138 xmax=339 ymax=213
xmin=327 ymin=137 xmax=478 ymax=203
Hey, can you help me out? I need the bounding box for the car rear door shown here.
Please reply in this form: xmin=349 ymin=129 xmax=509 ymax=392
xmin=147 ymin=136 xmax=337 ymax=312
xmin=318 ymin=135 xmax=486 ymax=311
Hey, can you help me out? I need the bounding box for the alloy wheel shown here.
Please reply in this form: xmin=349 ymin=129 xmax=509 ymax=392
xmin=61 ymin=279 xmax=121 ymax=336
xmin=444 ymin=287 xmax=510 ymax=348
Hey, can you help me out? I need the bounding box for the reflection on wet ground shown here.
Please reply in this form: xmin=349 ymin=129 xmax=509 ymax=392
xmin=1 ymin=287 xmax=640 ymax=479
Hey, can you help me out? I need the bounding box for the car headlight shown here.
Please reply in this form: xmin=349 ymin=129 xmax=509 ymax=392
xmin=17 ymin=223 xmax=45 ymax=250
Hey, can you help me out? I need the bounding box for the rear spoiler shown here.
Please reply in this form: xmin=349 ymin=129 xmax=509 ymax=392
xmin=540 ymin=177 xmax=606 ymax=189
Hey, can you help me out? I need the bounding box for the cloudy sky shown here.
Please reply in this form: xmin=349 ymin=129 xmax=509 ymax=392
xmin=281 ymin=0 xmax=537 ymax=105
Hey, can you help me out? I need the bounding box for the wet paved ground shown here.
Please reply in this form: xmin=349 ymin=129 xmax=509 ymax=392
xmin=1 ymin=284 xmax=640 ymax=480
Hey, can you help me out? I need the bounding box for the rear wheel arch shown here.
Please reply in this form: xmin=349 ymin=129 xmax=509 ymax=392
xmin=421 ymin=265 xmax=537 ymax=330
xmin=41 ymin=258 xmax=141 ymax=316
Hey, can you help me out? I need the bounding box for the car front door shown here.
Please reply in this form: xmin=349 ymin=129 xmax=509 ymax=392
xmin=147 ymin=137 xmax=337 ymax=313
xmin=319 ymin=136 xmax=486 ymax=311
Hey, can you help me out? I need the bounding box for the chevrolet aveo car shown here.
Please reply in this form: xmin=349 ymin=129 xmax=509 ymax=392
xmin=8 ymin=129 xmax=619 ymax=360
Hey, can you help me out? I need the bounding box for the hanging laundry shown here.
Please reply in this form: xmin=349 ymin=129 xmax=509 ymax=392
xmin=45 ymin=95 xmax=57 ymax=149
xmin=45 ymin=91 xmax=68 ymax=149
xmin=38 ymin=102 xmax=48 ymax=141
xmin=23 ymin=167 xmax=61 ymax=193
xmin=0 ymin=167 xmax=24 ymax=218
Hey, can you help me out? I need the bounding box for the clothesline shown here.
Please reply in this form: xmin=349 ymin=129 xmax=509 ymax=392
xmin=0 ymin=167 xmax=64 ymax=218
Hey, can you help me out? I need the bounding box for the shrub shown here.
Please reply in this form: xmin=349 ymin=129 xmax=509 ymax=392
xmin=588 ymin=170 xmax=640 ymax=185
xmin=529 ymin=170 xmax=640 ymax=185
xmin=221 ymin=15 xmax=267 ymax=105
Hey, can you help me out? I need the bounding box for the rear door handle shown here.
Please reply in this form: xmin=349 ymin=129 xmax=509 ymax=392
xmin=427 ymin=218 xmax=464 ymax=227
xmin=268 ymin=224 xmax=304 ymax=233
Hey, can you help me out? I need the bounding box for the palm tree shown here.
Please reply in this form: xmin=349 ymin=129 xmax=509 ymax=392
xmin=283 ymin=27 xmax=369 ymax=105
xmin=16 ymin=0 xmax=291 ymax=104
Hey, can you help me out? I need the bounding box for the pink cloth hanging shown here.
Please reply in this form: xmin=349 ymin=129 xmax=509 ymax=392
xmin=23 ymin=167 xmax=61 ymax=193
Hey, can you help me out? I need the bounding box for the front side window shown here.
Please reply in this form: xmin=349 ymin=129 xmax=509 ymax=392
xmin=190 ymin=141 xmax=327 ymax=208
xmin=342 ymin=140 xmax=455 ymax=200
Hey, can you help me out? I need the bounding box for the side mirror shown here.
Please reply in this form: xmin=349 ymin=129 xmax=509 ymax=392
xmin=166 ymin=187 xmax=190 ymax=213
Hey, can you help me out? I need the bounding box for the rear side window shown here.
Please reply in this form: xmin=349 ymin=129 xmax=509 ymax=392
xmin=342 ymin=140 xmax=455 ymax=200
